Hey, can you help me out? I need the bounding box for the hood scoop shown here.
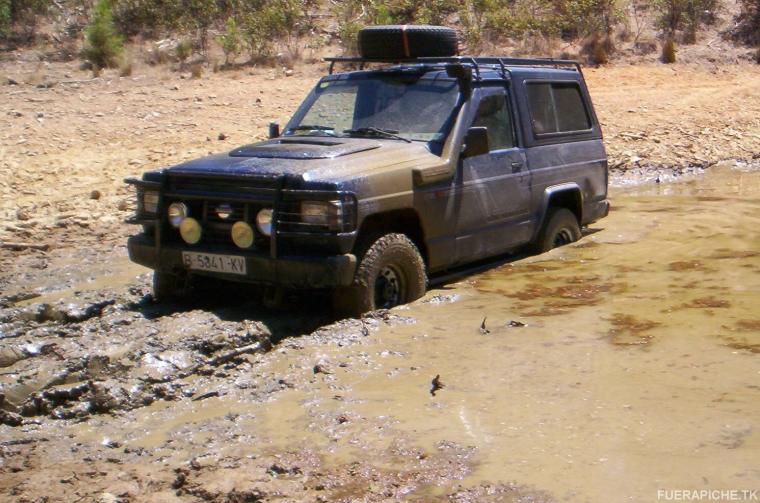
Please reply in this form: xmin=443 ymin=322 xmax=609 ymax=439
xmin=229 ymin=138 xmax=380 ymax=160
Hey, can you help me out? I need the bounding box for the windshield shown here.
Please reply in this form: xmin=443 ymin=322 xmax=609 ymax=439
xmin=284 ymin=74 xmax=461 ymax=143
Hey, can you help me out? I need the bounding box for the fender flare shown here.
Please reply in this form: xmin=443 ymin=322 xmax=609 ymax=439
xmin=533 ymin=183 xmax=583 ymax=241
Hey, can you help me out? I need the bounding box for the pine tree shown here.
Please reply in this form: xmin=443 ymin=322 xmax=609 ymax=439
xmin=83 ymin=0 xmax=123 ymax=69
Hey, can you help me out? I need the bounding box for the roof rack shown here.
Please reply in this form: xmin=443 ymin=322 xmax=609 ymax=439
xmin=324 ymin=56 xmax=582 ymax=79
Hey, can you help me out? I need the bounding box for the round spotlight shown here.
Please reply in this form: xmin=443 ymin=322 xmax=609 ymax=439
xmin=168 ymin=202 xmax=189 ymax=228
xmin=231 ymin=221 xmax=254 ymax=249
xmin=256 ymin=208 xmax=273 ymax=237
xmin=179 ymin=217 xmax=202 ymax=244
xmin=215 ymin=203 xmax=233 ymax=220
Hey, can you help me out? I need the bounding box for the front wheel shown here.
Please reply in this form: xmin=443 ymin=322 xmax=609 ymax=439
xmin=533 ymin=208 xmax=582 ymax=254
xmin=333 ymin=233 xmax=427 ymax=317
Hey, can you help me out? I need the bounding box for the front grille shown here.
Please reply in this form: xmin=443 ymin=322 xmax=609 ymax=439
xmin=163 ymin=175 xmax=277 ymax=250
xmin=160 ymin=175 xmax=346 ymax=253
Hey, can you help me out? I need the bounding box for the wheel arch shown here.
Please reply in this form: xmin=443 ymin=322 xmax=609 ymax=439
xmin=534 ymin=184 xmax=583 ymax=240
xmin=355 ymin=208 xmax=428 ymax=266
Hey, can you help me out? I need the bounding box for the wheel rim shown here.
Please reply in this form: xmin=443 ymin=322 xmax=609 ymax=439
xmin=552 ymin=228 xmax=574 ymax=248
xmin=374 ymin=265 xmax=404 ymax=309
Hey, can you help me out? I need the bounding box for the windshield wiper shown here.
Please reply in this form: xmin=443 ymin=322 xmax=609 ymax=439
xmin=285 ymin=125 xmax=337 ymax=136
xmin=343 ymin=127 xmax=412 ymax=143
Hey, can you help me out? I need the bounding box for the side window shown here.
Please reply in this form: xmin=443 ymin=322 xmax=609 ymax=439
xmin=527 ymin=82 xmax=591 ymax=135
xmin=471 ymin=93 xmax=515 ymax=151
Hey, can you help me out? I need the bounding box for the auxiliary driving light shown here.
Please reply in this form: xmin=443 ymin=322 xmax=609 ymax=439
xmin=256 ymin=208 xmax=273 ymax=236
xmin=231 ymin=221 xmax=254 ymax=249
xmin=168 ymin=202 xmax=189 ymax=228
xmin=179 ymin=217 xmax=202 ymax=244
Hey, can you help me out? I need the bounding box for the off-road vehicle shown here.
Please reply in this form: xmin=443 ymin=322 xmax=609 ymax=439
xmin=126 ymin=25 xmax=610 ymax=315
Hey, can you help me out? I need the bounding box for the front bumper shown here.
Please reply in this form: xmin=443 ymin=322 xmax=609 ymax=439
xmin=128 ymin=234 xmax=357 ymax=288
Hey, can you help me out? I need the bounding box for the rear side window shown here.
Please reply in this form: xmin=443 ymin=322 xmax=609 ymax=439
xmin=527 ymin=82 xmax=591 ymax=135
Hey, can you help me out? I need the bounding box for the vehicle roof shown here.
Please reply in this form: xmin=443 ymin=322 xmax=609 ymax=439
xmin=325 ymin=63 xmax=582 ymax=83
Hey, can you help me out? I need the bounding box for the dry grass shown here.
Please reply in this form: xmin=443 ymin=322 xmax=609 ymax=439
xmin=661 ymin=38 xmax=677 ymax=63
xmin=190 ymin=63 xmax=203 ymax=79
xmin=119 ymin=60 xmax=133 ymax=77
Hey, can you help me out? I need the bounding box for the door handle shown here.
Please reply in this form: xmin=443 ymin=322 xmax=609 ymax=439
xmin=511 ymin=162 xmax=523 ymax=172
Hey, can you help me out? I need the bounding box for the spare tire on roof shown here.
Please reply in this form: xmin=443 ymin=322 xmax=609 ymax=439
xmin=358 ymin=25 xmax=458 ymax=60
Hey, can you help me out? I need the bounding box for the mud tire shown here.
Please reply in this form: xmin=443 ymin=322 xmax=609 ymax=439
xmin=533 ymin=208 xmax=582 ymax=253
xmin=358 ymin=25 xmax=458 ymax=60
xmin=333 ymin=233 xmax=427 ymax=317
xmin=152 ymin=271 xmax=185 ymax=302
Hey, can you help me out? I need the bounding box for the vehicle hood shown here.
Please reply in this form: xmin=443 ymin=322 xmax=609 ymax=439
xmin=165 ymin=137 xmax=440 ymax=183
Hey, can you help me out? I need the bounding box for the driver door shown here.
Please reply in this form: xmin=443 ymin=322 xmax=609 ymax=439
xmin=454 ymin=86 xmax=532 ymax=263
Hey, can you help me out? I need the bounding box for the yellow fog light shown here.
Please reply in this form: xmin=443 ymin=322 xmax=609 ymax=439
xmin=179 ymin=217 xmax=202 ymax=244
xmin=231 ymin=221 xmax=254 ymax=249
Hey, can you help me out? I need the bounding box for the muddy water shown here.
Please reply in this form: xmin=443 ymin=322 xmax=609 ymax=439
xmin=256 ymin=165 xmax=760 ymax=500
xmin=3 ymin=165 xmax=760 ymax=501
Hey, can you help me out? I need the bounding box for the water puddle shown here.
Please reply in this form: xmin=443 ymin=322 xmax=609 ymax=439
xmin=252 ymin=164 xmax=760 ymax=501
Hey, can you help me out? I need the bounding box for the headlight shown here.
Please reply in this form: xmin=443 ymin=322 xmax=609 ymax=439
xmin=256 ymin=208 xmax=273 ymax=236
xmin=301 ymin=199 xmax=355 ymax=231
xmin=141 ymin=190 xmax=159 ymax=215
xmin=168 ymin=202 xmax=189 ymax=228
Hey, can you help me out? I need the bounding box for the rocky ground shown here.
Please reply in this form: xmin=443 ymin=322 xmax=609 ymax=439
xmin=2 ymin=55 xmax=760 ymax=502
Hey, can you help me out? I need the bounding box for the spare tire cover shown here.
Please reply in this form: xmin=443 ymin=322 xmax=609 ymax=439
xmin=358 ymin=25 xmax=458 ymax=59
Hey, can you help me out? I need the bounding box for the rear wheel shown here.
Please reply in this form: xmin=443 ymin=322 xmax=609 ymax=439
xmin=533 ymin=208 xmax=582 ymax=253
xmin=333 ymin=233 xmax=427 ymax=317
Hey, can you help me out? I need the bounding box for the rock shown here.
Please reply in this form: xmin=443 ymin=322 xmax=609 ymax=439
xmin=16 ymin=208 xmax=32 ymax=221
xmin=95 ymin=492 xmax=120 ymax=503
xmin=285 ymin=69 xmax=294 ymax=77
xmin=0 ymin=409 xmax=23 ymax=426
xmin=218 ymin=133 xmax=227 ymax=141
xmin=117 ymin=199 xmax=130 ymax=211
xmin=171 ymin=84 xmax=180 ymax=91
xmin=90 ymin=190 xmax=102 ymax=200
xmin=313 ymin=359 xmax=332 ymax=375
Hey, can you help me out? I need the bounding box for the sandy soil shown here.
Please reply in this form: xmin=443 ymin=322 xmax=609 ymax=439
xmin=1 ymin=57 xmax=760 ymax=502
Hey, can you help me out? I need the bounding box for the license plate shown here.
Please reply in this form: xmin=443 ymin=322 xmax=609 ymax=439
xmin=182 ymin=252 xmax=247 ymax=275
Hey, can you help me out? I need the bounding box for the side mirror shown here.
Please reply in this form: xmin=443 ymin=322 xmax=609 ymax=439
xmin=462 ymin=127 xmax=489 ymax=158
xmin=268 ymin=122 xmax=280 ymax=139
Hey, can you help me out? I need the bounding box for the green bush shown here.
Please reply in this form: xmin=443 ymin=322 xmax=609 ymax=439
xmin=175 ymin=39 xmax=192 ymax=63
xmin=653 ymin=0 xmax=720 ymax=42
xmin=734 ymin=0 xmax=760 ymax=45
xmin=0 ymin=0 xmax=51 ymax=43
xmin=83 ymin=0 xmax=124 ymax=69
xmin=217 ymin=17 xmax=241 ymax=65
xmin=241 ymin=0 xmax=311 ymax=62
